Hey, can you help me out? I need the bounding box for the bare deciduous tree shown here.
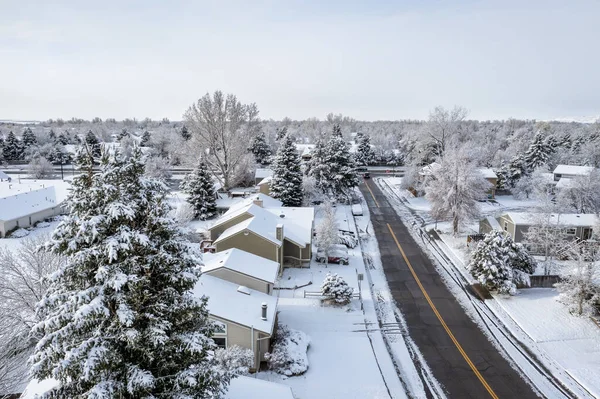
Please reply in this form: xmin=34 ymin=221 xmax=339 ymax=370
xmin=427 ymin=106 xmax=469 ymax=157
xmin=0 ymin=235 xmax=63 ymax=395
xmin=184 ymin=91 xmax=260 ymax=190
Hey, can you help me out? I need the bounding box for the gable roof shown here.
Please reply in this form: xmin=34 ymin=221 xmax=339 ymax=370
xmin=553 ymin=164 xmax=595 ymax=176
xmin=257 ymin=176 xmax=272 ymax=186
xmin=195 ymin=274 xmax=278 ymax=334
xmin=223 ymin=194 xmax=283 ymax=217
xmin=225 ymin=376 xmax=294 ymax=399
xmin=255 ymin=168 xmax=273 ymax=179
xmin=213 ymin=212 xmax=282 ymax=246
xmin=504 ymin=212 xmax=598 ymax=227
xmin=477 ymin=168 xmax=497 ymax=179
xmin=0 ymin=186 xmax=58 ymax=221
xmin=264 ymin=207 xmax=314 ymax=246
xmin=202 ymin=248 xmax=280 ymax=284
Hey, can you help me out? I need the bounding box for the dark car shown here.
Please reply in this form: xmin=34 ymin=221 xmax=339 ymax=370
xmin=363 ymin=172 xmax=371 ymax=179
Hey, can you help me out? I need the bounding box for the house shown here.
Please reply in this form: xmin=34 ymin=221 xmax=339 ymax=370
xmin=0 ymin=186 xmax=62 ymax=237
xmin=418 ymin=163 xmax=498 ymax=198
xmin=257 ymin=175 xmax=272 ymax=195
xmin=480 ymin=212 xmax=597 ymax=250
xmin=553 ymin=164 xmax=594 ymax=181
xmin=202 ymin=248 xmax=280 ymax=294
xmin=254 ymin=168 xmax=273 ymax=185
xmin=194 ymin=274 xmax=278 ymax=370
xmin=20 ymin=376 xmax=296 ymax=399
xmin=225 ymin=376 xmax=295 ymax=399
xmin=209 ymin=198 xmax=314 ymax=268
xmin=294 ymin=143 xmax=316 ymax=161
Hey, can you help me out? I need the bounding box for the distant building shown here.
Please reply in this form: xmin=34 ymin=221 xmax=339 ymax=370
xmin=0 ymin=186 xmax=62 ymax=237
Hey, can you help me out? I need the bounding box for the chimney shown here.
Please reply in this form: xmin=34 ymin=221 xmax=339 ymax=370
xmin=253 ymin=198 xmax=263 ymax=207
xmin=276 ymin=223 xmax=284 ymax=241
xmin=261 ymin=302 xmax=268 ymax=321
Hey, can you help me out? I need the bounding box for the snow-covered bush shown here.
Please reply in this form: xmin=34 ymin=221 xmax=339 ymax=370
xmin=338 ymin=232 xmax=358 ymax=248
xmin=28 ymin=156 xmax=54 ymax=179
xmin=556 ymin=248 xmax=600 ymax=316
xmin=265 ymin=324 xmax=310 ymax=376
xmin=172 ymin=202 xmax=195 ymax=226
xmin=145 ymin=156 xmax=172 ymax=180
xmin=320 ymin=273 xmax=354 ymax=304
xmin=468 ymin=230 xmax=536 ymax=295
xmin=8 ymin=228 xmax=30 ymax=238
xmin=214 ymin=345 xmax=254 ymax=375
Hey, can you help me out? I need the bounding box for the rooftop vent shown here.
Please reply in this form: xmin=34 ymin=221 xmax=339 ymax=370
xmin=237 ymin=286 xmax=251 ymax=295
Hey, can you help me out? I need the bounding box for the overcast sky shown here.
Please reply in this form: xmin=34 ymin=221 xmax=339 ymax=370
xmin=1 ymin=0 xmax=599 ymax=122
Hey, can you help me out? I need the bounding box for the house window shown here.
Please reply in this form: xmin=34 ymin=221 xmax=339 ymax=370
xmin=504 ymin=221 xmax=508 ymax=232
xmin=212 ymin=337 xmax=227 ymax=349
xmin=565 ymin=228 xmax=577 ymax=236
xmin=213 ymin=320 xmax=227 ymax=334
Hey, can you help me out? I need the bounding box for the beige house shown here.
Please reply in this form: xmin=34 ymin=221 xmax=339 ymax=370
xmin=480 ymin=212 xmax=597 ymax=253
xmin=0 ymin=187 xmax=63 ymax=237
xmin=209 ymin=198 xmax=314 ymax=268
xmin=257 ymin=176 xmax=272 ymax=195
xmin=194 ymin=274 xmax=278 ymax=371
xmin=202 ymin=248 xmax=280 ymax=294
xmin=254 ymin=168 xmax=273 ymax=185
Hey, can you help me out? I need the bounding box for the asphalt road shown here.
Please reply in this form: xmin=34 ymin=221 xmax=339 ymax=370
xmin=360 ymin=180 xmax=539 ymax=399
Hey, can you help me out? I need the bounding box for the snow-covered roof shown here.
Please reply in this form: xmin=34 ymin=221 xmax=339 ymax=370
xmin=486 ymin=216 xmax=502 ymax=230
xmin=202 ymin=248 xmax=280 ymax=284
xmin=0 ymin=170 xmax=9 ymax=180
xmin=553 ymin=164 xmax=594 ymax=176
xmin=224 ymin=194 xmax=283 ymax=216
xmin=0 ymin=186 xmax=58 ymax=221
xmin=477 ymin=168 xmax=497 ymax=179
xmin=225 ymin=376 xmax=294 ymax=399
xmin=255 ymin=168 xmax=273 ymax=179
xmin=195 ymin=274 xmax=278 ymax=334
xmin=214 ymin=213 xmax=282 ymax=246
xmin=555 ymin=177 xmax=575 ymax=189
xmin=20 ymin=378 xmax=59 ymax=399
xmin=419 ymin=162 xmax=442 ymax=176
xmin=257 ymin=176 xmax=272 ymax=186
xmin=505 ymin=212 xmax=598 ymax=227
xmin=264 ymin=207 xmax=314 ymax=246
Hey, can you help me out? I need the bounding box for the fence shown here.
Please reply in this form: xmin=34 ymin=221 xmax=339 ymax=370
xmin=529 ymin=275 xmax=561 ymax=288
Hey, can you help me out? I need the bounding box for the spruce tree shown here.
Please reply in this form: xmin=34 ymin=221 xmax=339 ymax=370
xmin=140 ymin=130 xmax=151 ymax=146
xmin=305 ymin=138 xmax=329 ymax=193
xmin=57 ymin=131 xmax=69 ymax=145
xmin=248 ymin=132 xmax=272 ymax=165
xmin=48 ymin=129 xmax=56 ymax=141
xmin=523 ymin=131 xmax=551 ymax=170
xmin=181 ymin=125 xmax=191 ymax=141
xmin=324 ymin=124 xmax=360 ymax=199
xmin=85 ymin=130 xmax=101 ymax=157
xmin=22 ymin=127 xmax=37 ymax=148
xmin=3 ymin=131 xmax=22 ymax=161
xmin=30 ymin=147 xmax=230 ymax=398
xmin=180 ymin=159 xmax=217 ymax=220
xmin=354 ymin=132 xmax=374 ymax=166
xmin=270 ymin=134 xmax=304 ymax=206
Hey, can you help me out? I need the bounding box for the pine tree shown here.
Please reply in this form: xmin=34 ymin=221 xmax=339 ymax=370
xmin=320 ymin=273 xmax=353 ymax=304
xmin=30 ymin=147 xmax=230 ymax=398
xmin=248 ymin=132 xmax=272 ymax=165
xmin=22 ymin=127 xmax=37 ymax=148
xmin=181 ymin=159 xmax=217 ymax=220
xmin=468 ymin=230 xmax=536 ymax=294
xmin=118 ymin=128 xmax=129 ymax=141
xmin=354 ymin=132 xmax=374 ymax=166
xmin=48 ymin=129 xmax=56 ymax=141
xmin=270 ymin=134 xmax=304 ymax=206
xmin=181 ymin=125 xmax=191 ymax=141
xmin=85 ymin=130 xmax=101 ymax=157
xmin=523 ymin=131 xmax=551 ymax=170
xmin=3 ymin=131 xmax=22 ymax=161
xmin=140 ymin=130 xmax=151 ymax=146
xmin=57 ymin=131 xmax=69 ymax=145
xmin=324 ymin=124 xmax=359 ymax=199
xmin=506 ymin=155 xmax=526 ymax=187
xmin=305 ymin=138 xmax=328 ymax=192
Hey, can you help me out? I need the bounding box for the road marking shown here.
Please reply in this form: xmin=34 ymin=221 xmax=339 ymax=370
xmin=364 ymin=181 xmax=380 ymax=208
xmin=386 ymin=223 xmax=500 ymax=399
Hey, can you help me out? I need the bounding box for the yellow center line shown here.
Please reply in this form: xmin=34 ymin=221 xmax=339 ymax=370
xmin=364 ymin=180 xmax=380 ymax=208
xmin=386 ymin=223 xmax=500 ymax=399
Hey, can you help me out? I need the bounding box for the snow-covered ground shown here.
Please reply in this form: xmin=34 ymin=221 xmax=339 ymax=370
xmin=258 ymin=202 xmax=412 ymax=399
xmin=494 ymin=289 xmax=600 ymax=398
xmin=378 ymin=176 xmax=599 ymax=398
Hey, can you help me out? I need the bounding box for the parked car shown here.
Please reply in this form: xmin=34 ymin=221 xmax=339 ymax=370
xmin=363 ymin=172 xmax=370 ymax=179
xmin=316 ymin=244 xmax=349 ymax=265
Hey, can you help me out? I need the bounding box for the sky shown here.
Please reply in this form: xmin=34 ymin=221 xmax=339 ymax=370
xmin=1 ymin=0 xmax=599 ymax=122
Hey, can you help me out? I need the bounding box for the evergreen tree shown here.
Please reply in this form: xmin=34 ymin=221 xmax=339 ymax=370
xmin=506 ymin=155 xmax=527 ymax=187
xmin=354 ymin=132 xmax=375 ymax=166
xmin=248 ymin=132 xmax=272 ymax=165
xmin=180 ymin=159 xmax=217 ymax=220
xmin=22 ymin=127 xmax=37 ymax=148
xmin=3 ymin=131 xmax=22 ymax=161
xmin=270 ymin=134 xmax=304 ymax=206
xmin=275 ymin=126 xmax=288 ymax=141
xmin=57 ymin=131 xmax=69 ymax=145
xmin=320 ymin=273 xmax=353 ymax=304
xmin=468 ymin=230 xmax=536 ymax=295
xmin=30 ymin=147 xmax=230 ymax=398
xmin=48 ymin=129 xmax=56 ymax=141
xmin=140 ymin=130 xmax=151 ymax=146
xmin=118 ymin=128 xmax=129 ymax=141
xmin=305 ymin=138 xmax=329 ymax=192
xmin=323 ymin=124 xmax=359 ymax=198
xmin=181 ymin=125 xmax=191 ymax=141
xmin=523 ymin=131 xmax=551 ymax=170
xmin=85 ymin=130 xmax=101 ymax=157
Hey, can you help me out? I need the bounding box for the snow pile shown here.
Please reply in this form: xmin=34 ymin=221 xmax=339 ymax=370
xmin=35 ymin=222 xmax=51 ymax=228
xmin=9 ymin=228 xmax=30 ymax=238
xmin=215 ymin=345 xmax=254 ymax=375
xmin=265 ymin=325 xmax=311 ymax=376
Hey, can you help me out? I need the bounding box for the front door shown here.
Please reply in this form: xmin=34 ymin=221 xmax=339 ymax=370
xmin=582 ymin=228 xmax=593 ymax=240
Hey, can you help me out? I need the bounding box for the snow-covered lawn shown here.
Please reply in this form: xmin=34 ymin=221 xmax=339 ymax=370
xmin=494 ymin=289 xmax=600 ymax=397
xmin=258 ymin=203 xmax=409 ymax=399
xmin=0 ymin=220 xmax=60 ymax=252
